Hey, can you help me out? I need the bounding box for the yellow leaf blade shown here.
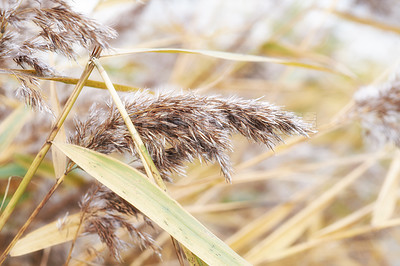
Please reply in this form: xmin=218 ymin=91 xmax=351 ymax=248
xmin=53 ymin=142 xmax=250 ymax=266
xmin=102 ymin=47 xmax=355 ymax=78
xmin=10 ymin=213 xmax=81 ymax=256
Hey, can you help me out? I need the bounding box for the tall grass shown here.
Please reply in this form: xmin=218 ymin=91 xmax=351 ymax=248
xmin=1 ymin=0 xmax=400 ymax=265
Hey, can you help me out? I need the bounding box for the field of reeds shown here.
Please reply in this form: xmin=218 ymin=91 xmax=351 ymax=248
xmin=1 ymin=0 xmax=400 ymax=265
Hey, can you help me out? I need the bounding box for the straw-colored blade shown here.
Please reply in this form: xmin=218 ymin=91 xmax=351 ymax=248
xmin=372 ymin=150 xmax=400 ymax=225
xmin=0 ymin=105 xmax=31 ymax=155
xmin=53 ymin=142 xmax=250 ymax=266
xmin=327 ymin=9 xmax=400 ymax=35
xmin=41 ymin=76 xmax=142 ymax=93
xmin=10 ymin=213 xmax=81 ymax=256
xmin=314 ymin=203 xmax=373 ymax=238
xmin=0 ymin=69 xmax=141 ymax=92
xmin=50 ymin=81 xmax=67 ymax=179
xmin=259 ymin=218 xmax=400 ymax=264
xmin=102 ymin=48 xmax=355 ymax=78
xmin=245 ymin=157 xmax=377 ymax=264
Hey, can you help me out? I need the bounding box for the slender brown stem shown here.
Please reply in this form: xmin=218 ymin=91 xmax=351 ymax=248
xmin=0 ymin=47 xmax=101 ymax=233
xmin=0 ymin=171 xmax=68 ymax=264
xmin=64 ymin=184 xmax=100 ymax=266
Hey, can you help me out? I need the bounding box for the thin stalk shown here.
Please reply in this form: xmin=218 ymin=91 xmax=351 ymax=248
xmin=0 ymin=47 xmax=102 ymax=232
xmin=91 ymin=58 xmax=166 ymax=190
xmin=64 ymin=184 xmax=100 ymax=266
xmin=91 ymin=58 xmax=204 ymax=265
xmin=0 ymin=167 xmax=71 ymax=264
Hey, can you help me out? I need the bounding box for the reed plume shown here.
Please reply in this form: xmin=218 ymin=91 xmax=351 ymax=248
xmin=79 ymin=183 xmax=160 ymax=262
xmin=0 ymin=0 xmax=116 ymax=110
xmin=354 ymin=70 xmax=400 ymax=147
xmin=71 ymin=91 xmax=313 ymax=182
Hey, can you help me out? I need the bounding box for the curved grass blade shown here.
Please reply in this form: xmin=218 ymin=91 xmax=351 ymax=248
xmin=326 ymin=9 xmax=400 ymax=35
xmin=10 ymin=213 xmax=81 ymax=256
xmin=102 ymin=47 xmax=355 ymax=78
xmin=0 ymin=69 xmax=141 ymax=93
xmin=53 ymin=142 xmax=250 ymax=266
xmin=0 ymin=164 xmax=26 ymax=179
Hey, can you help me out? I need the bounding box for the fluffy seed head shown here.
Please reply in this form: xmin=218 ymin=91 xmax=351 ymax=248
xmin=71 ymin=91 xmax=313 ymax=182
xmin=80 ymin=184 xmax=160 ymax=262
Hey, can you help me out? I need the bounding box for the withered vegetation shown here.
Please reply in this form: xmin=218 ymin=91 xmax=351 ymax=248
xmin=2 ymin=0 xmax=399 ymax=265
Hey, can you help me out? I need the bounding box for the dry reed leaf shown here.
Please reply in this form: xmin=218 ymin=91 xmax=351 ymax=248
xmin=185 ymin=200 xmax=261 ymax=214
xmin=0 ymin=104 xmax=31 ymax=155
xmin=259 ymin=217 xmax=400 ymax=264
xmin=50 ymin=81 xmax=66 ymax=179
xmin=326 ymin=9 xmax=400 ymax=35
xmin=0 ymin=69 xmax=141 ymax=92
xmin=54 ymin=142 xmax=250 ymax=266
xmin=372 ymin=150 xmax=400 ymax=225
xmin=233 ymin=152 xmax=387 ymax=185
xmin=41 ymin=75 xmax=142 ymax=93
xmin=10 ymin=213 xmax=82 ymax=256
xmin=226 ymin=201 xmax=296 ymax=251
xmin=236 ymin=135 xmax=304 ymax=171
xmin=245 ymin=156 xmax=379 ymax=264
xmin=313 ymin=203 xmax=373 ymax=238
xmin=101 ymin=48 xmax=355 ymax=78
xmin=225 ymin=182 xmax=325 ymax=252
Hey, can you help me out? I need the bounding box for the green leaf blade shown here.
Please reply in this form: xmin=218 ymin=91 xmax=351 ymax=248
xmin=54 ymin=142 xmax=250 ymax=266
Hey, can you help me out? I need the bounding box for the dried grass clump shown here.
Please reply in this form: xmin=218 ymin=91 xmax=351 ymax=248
xmin=71 ymin=92 xmax=313 ymax=182
xmin=354 ymin=70 xmax=400 ymax=147
xmin=0 ymin=0 xmax=116 ymax=110
xmin=0 ymin=0 xmax=116 ymax=73
xmin=79 ymin=183 xmax=160 ymax=262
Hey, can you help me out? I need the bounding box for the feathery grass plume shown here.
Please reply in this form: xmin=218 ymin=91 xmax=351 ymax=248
xmin=79 ymin=183 xmax=160 ymax=262
xmin=71 ymin=91 xmax=313 ymax=182
xmin=354 ymin=70 xmax=400 ymax=147
xmin=14 ymin=75 xmax=52 ymax=113
xmin=0 ymin=0 xmax=116 ymax=109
